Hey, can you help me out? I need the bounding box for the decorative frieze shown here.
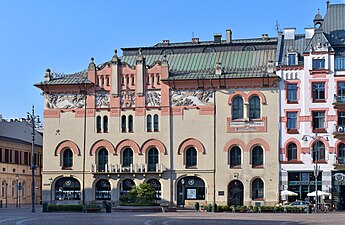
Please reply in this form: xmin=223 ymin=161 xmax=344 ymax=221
xmin=45 ymin=93 xmax=85 ymax=109
xmin=120 ymin=90 xmax=136 ymax=107
xmin=171 ymin=90 xmax=214 ymax=106
xmin=146 ymin=91 xmax=161 ymax=106
xmin=95 ymin=92 xmax=110 ymax=108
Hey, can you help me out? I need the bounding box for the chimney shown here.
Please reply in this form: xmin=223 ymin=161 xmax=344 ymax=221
xmin=284 ymin=28 xmax=296 ymax=40
xmin=163 ymin=40 xmax=169 ymax=45
xmin=226 ymin=29 xmax=232 ymax=43
xmin=44 ymin=68 xmax=51 ymax=82
xmin=214 ymin=33 xmax=222 ymax=43
xmin=304 ymin=28 xmax=314 ymax=39
xmin=192 ymin=37 xmax=199 ymax=44
xmin=215 ymin=62 xmax=222 ymax=75
xmin=262 ymin=34 xmax=269 ymax=40
xmin=267 ymin=60 xmax=274 ymax=74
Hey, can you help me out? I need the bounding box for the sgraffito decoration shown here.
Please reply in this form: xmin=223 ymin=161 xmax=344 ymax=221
xmin=146 ymin=91 xmax=161 ymax=106
xmin=171 ymin=90 xmax=214 ymax=106
xmin=45 ymin=94 xmax=85 ymax=109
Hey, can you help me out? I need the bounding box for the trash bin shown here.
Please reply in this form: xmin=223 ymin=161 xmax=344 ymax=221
xmin=0 ymin=200 xmax=2 ymax=208
xmin=105 ymin=202 xmax=111 ymax=213
xmin=43 ymin=202 xmax=49 ymax=212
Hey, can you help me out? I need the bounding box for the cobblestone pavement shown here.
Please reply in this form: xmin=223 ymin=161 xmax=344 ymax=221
xmin=1 ymin=205 xmax=345 ymax=225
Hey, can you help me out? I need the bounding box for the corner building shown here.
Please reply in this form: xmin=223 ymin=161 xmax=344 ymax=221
xmin=35 ymin=32 xmax=279 ymax=207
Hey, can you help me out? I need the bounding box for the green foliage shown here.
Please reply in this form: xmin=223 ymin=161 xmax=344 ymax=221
xmin=47 ymin=204 xmax=83 ymax=212
xmin=120 ymin=183 xmax=157 ymax=206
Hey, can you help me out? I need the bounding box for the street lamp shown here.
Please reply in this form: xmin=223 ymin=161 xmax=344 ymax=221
xmin=302 ymin=133 xmax=329 ymax=213
xmin=15 ymin=174 xmax=19 ymax=208
xmin=5 ymin=182 xmax=8 ymax=208
xmin=181 ymin=179 xmax=185 ymax=208
xmin=27 ymin=105 xmax=40 ymax=213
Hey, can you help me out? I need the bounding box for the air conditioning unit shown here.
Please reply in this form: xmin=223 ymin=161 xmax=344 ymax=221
xmin=338 ymin=126 xmax=344 ymax=133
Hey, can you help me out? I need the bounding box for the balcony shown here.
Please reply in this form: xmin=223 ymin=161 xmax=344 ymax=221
xmin=333 ymin=95 xmax=345 ymax=108
xmin=333 ymin=125 xmax=345 ymax=138
xmin=90 ymin=163 xmax=167 ymax=176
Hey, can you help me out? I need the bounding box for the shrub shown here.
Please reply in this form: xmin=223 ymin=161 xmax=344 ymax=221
xmin=47 ymin=204 xmax=83 ymax=212
xmin=120 ymin=183 xmax=157 ymax=206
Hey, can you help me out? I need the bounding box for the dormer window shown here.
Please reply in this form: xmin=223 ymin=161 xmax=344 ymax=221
xmin=287 ymin=53 xmax=297 ymax=66
xmin=312 ymin=59 xmax=325 ymax=70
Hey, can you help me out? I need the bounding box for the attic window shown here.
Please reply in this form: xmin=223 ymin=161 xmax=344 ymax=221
xmin=242 ymin=46 xmax=256 ymax=51
xmin=288 ymin=53 xmax=297 ymax=66
xmin=161 ymin=49 xmax=174 ymax=55
xmin=313 ymin=59 xmax=325 ymax=70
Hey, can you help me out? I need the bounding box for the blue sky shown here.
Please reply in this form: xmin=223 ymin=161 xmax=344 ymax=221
xmin=0 ymin=0 xmax=340 ymax=119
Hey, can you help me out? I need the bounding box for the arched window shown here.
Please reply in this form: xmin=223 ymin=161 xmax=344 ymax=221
xmin=338 ymin=143 xmax=345 ymax=164
xmin=55 ymin=177 xmax=81 ymax=200
xmin=147 ymin=115 xmax=152 ymax=132
xmin=154 ymin=114 xmax=159 ymax=132
xmin=252 ymin=146 xmax=263 ymax=167
xmin=122 ymin=148 xmax=133 ymax=167
xmin=1 ymin=181 xmax=6 ymax=198
xmin=120 ymin=179 xmax=135 ymax=199
xmin=103 ymin=116 xmax=108 ymax=133
xmin=95 ymin=179 xmax=111 ymax=200
xmin=128 ymin=115 xmax=133 ymax=132
xmin=177 ymin=176 xmax=205 ymax=205
xmin=22 ymin=181 xmax=26 ymax=197
xmin=232 ymin=96 xmax=243 ymax=119
xmin=148 ymin=148 xmax=159 ymax=171
xmin=96 ymin=116 xmax=102 ymax=133
xmin=98 ymin=148 xmax=108 ymax=172
xmin=11 ymin=181 xmax=15 ymax=197
xmin=146 ymin=179 xmax=161 ymax=200
xmin=287 ymin=143 xmax=297 ymax=161
xmin=249 ymin=96 xmax=260 ymax=119
xmin=230 ymin=146 xmax=241 ymax=168
xmin=312 ymin=141 xmax=325 ymax=161
xmin=121 ymin=115 xmax=126 ymax=133
xmin=186 ymin=147 xmax=197 ymax=168
xmin=252 ymin=178 xmax=264 ymax=199
xmin=62 ymin=149 xmax=73 ymax=168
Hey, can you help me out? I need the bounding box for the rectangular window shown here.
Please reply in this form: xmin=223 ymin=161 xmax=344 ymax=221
xmin=338 ymin=112 xmax=345 ymax=127
xmin=14 ymin=151 xmax=19 ymax=164
xmin=5 ymin=149 xmax=9 ymax=163
xmin=312 ymin=59 xmax=325 ymax=70
xmin=337 ymin=82 xmax=345 ymax=103
xmin=312 ymin=111 xmax=325 ymax=130
xmin=24 ymin=152 xmax=29 ymax=165
xmin=312 ymin=82 xmax=325 ymax=101
xmin=0 ymin=148 xmax=2 ymax=163
xmin=287 ymin=84 xmax=298 ymax=102
xmin=288 ymin=54 xmax=297 ymax=65
xmin=287 ymin=112 xmax=298 ymax=130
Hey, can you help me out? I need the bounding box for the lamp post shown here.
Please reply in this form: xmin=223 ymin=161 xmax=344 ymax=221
xmin=302 ymin=133 xmax=329 ymax=214
xmin=5 ymin=182 xmax=8 ymax=208
xmin=27 ymin=105 xmax=40 ymax=213
xmin=15 ymin=174 xmax=19 ymax=208
xmin=181 ymin=179 xmax=185 ymax=208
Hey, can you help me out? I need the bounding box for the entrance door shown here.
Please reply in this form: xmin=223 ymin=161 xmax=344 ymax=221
xmin=228 ymin=180 xmax=244 ymax=206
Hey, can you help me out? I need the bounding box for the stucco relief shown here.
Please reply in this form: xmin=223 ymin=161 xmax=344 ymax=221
xmin=95 ymin=92 xmax=110 ymax=108
xmin=120 ymin=91 xmax=135 ymax=107
xmin=44 ymin=94 xmax=85 ymax=109
xmin=171 ymin=90 xmax=214 ymax=106
xmin=146 ymin=91 xmax=161 ymax=106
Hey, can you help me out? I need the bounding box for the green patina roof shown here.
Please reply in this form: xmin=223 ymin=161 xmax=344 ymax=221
xmin=121 ymin=49 xmax=276 ymax=79
xmin=34 ymin=71 xmax=92 ymax=86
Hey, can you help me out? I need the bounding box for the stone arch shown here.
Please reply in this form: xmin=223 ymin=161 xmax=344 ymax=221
xmin=228 ymin=91 xmax=246 ymax=105
xmin=284 ymin=138 xmax=302 ymax=161
xmin=223 ymin=139 xmax=247 ymax=152
xmin=141 ymin=139 xmax=167 ymax=154
xmin=55 ymin=140 xmax=80 ymax=156
xmin=90 ymin=139 xmax=115 ymax=156
xmin=116 ymin=139 xmax=140 ymax=154
xmin=247 ymin=138 xmax=270 ymax=152
xmin=309 ymin=138 xmax=330 ymax=153
xmin=178 ymin=138 xmax=206 ymax=155
xmin=246 ymin=90 xmax=267 ymax=105
xmin=334 ymin=139 xmax=345 ymax=154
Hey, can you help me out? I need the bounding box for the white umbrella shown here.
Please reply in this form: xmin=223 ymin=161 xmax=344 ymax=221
xmin=280 ymin=189 xmax=298 ymax=196
xmin=307 ymin=190 xmax=330 ymax=197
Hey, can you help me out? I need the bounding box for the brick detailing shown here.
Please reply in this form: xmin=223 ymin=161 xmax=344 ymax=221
xmin=55 ymin=140 xmax=80 ymax=156
xmin=246 ymin=90 xmax=267 ymax=104
xmin=141 ymin=139 xmax=167 ymax=154
xmin=247 ymin=138 xmax=270 ymax=152
xmin=223 ymin=139 xmax=247 ymax=152
xmin=115 ymin=139 xmax=140 ymax=155
xmin=90 ymin=139 xmax=116 ymax=156
xmin=178 ymin=138 xmax=205 ymax=155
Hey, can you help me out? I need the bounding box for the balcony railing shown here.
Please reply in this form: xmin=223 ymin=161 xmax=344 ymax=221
xmin=90 ymin=163 xmax=167 ymax=174
xmin=333 ymin=95 xmax=345 ymax=107
xmin=333 ymin=125 xmax=345 ymax=138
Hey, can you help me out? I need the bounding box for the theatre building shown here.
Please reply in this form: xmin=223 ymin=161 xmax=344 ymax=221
xmin=35 ymin=30 xmax=280 ymax=207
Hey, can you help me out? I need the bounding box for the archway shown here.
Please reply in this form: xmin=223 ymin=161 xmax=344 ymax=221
xmin=177 ymin=176 xmax=205 ymax=206
xmin=95 ymin=179 xmax=111 ymax=200
xmin=55 ymin=177 xmax=81 ymax=200
xmin=228 ymin=180 xmax=244 ymax=206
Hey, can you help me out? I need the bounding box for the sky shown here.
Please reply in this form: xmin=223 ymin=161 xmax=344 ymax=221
xmin=0 ymin=0 xmax=342 ymax=120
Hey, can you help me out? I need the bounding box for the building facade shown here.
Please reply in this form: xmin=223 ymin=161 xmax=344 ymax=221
xmin=278 ymin=3 xmax=345 ymax=210
xmin=0 ymin=119 xmax=43 ymax=206
xmin=35 ymin=31 xmax=280 ymax=207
